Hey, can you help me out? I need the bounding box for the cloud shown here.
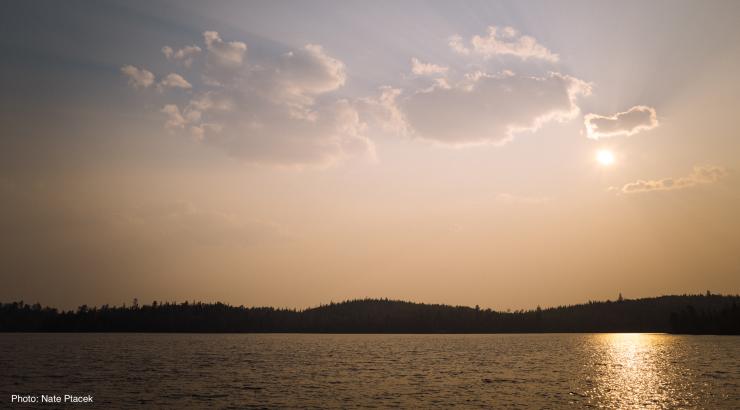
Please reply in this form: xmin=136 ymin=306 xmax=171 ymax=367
xmin=121 ymin=65 xmax=155 ymax=89
xmin=411 ymin=58 xmax=448 ymax=76
xmin=448 ymin=35 xmax=470 ymax=56
xmin=449 ymin=26 xmax=558 ymax=62
xmin=125 ymin=30 xmax=373 ymax=166
xmin=266 ymin=44 xmax=347 ymax=109
xmin=159 ymin=73 xmax=192 ymax=90
xmin=356 ymin=86 xmax=410 ymax=137
xmin=162 ymin=45 xmax=202 ymax=67
xmin=584 ymin=105 xmax=658 ymax=139
xmin=356 ymin=27 xmax=591 ymax=147
xmin=203 ymin=30 xmax=247 ymax=72
xmin=615 ymin=165 xmax=728 ymax=194
xmin=386 ymin=71 xmax=590 ymax=146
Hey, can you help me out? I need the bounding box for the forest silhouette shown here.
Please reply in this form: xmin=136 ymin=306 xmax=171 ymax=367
xmin=1 ymin=293 xmax=738 ymax=334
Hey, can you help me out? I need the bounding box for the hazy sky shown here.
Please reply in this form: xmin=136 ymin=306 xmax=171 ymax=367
xmin=2 ymin=0 xmax=740 ymax=310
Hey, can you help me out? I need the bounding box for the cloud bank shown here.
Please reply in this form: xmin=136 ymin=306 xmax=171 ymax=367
xmin=358 ymin=26 xmax=593 ymax=146
xmin=124 ymin=31 xmax=373 ymax=166
xmin=404 ymin=72 xmax=589 ymax=145
xmin=365 ymin=71 xmax=591 ymax=146
xmin=616 ymin=165 xmax=728 ymax=194
xmin=585 ymin=105 xmax=658 ymax=139
xmin=123 ymin=25 xmax=661 ymax=163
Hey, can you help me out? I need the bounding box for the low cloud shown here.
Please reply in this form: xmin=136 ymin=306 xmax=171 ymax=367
xmin=369 ymin=71 xmax=591 ymax=146
xmin=449 ymin=26 xmax=558 ymax=62
xmin=124 ymin=31 xmax=373 ymax=166
xmin=123 ymin=25 xmax=655 ymax=162
xmin=121 ymin=65 xmax=155 ymax=89
xmin=162 ymin=45 xmax=202 ymax=68
xmin=584 ymin=105 xmax=658 ymax=139
xmin=203 ymin=30 xmax=247 ymax=71
xmin=159 ymin=73 xmax=192 ymax=90
xmin=411 ymin=58 xmax=448 ymax=76
xmin=357 ymin=25 xmax=590 ymax=147
xmin=615 ymin=165 xmax=728 ymax=194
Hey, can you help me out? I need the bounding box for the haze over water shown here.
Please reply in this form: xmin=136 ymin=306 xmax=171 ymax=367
xmin=1 ymin=333 xmax=738 ymax=408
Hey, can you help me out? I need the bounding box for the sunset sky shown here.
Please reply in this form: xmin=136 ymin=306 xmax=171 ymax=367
xmin=2 ymin=0 xmax=739 ymax=310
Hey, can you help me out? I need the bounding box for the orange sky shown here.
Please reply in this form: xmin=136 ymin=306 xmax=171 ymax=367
xmin=1 ymin=1 xmax=739 ymax=310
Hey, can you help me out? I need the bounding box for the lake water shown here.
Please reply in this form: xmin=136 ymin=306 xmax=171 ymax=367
xmin=1 ymin=333 xmax=738 ymax=408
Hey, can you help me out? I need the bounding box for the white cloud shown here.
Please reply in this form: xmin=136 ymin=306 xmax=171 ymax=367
xmin=357 ymin=26 xmax=588 ymax=147
xmin=450 ymin=26 xmax=559 ymax=62
xmin=203 ymin=30 xmax=247 ymax=72
xmin=616 ymin=165 xmax=728 ymax=194
xmin=159 ymin=73 xmax=192 ymax=90
xmin=411 ymin=57 xmax=448 ymax=76
xmin=265 ymin=44 xmax=347 ymax=110
xmin=121 ymin=65 xmax=155 ymax=89
xmin=585 ymin=105 xmax=658 ymax=139
xmin=125 ymin=30 xmax=373 ymax=166
xmin=395 ymin=71 xmax=591 ymax=146
xmin=162 ymin=45 xmax=202 ymax=67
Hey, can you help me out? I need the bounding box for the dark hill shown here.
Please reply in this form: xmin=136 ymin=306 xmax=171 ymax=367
xmin=1 ymin=294 xmax=738 ymax=334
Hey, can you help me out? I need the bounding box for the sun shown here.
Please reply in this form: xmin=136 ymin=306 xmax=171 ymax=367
xmin=596 ymin=149 xmax=615 ymax=166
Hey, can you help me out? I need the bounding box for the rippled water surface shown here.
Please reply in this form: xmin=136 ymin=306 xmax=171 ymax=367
xmin=1 ymin=333 xmax=738 ymax=408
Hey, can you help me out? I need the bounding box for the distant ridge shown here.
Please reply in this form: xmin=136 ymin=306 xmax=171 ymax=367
xmin=1 ymin=294 xmax=738 ymax=334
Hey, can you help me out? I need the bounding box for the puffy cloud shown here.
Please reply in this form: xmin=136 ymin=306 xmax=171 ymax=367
xmin=449 ymin=26 xmax=559 ymax=62
xmin=411 ymin=57 xmax=448 ymax=76
xmin=203 ymin=30 xmax=247 ymax=71
xmin=585 ymin=105 xmax=658 ymax=139
xmin=395 ymin=71 xmax=591 ymax=145
xmin=616 ymin=165 xmax=728 ymax=194
xmin=159 ymin=73 xmax=192 ymax=90
xmin=266 ymin=44 xmax=347 ymax=109
xmin=180 ymin=95 xmax=373 ymax=165
xmin=162 ymin=45 xmax=202 ymax=67
xmin=124 ymin=26 xmax=595 ymax=162
xmin=357 ymin=27 xmax=589 ymax=146
xmin=125 ymin=30 xmax=372 ymax=166
xmin=121 ymin=65 xmax=155 ymax=89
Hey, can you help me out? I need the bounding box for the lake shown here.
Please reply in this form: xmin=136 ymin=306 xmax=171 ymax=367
xmin=1 ymin=333 xmax=738 ymax=408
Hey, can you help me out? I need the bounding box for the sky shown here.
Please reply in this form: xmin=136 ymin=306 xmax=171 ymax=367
xmin=1 ymin=0 xmax=739 ymax=310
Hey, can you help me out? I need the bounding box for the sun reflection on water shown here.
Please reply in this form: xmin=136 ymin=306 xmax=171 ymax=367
xmin=586 ymin=333 xmax=694 ymax=409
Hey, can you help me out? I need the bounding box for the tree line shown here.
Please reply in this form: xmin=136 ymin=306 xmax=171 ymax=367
xmin=1 ymin=293 xmax=738 ymax=334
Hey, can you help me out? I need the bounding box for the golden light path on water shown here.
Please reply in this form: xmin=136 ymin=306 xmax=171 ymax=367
xmin=2 ymin=333 xmax=738 ymax=407
xmin=585 ymin=333 xmax=696 ymax=409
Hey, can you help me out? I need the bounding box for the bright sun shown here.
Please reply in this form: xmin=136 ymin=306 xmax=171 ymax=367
xmin=596 ymin=149 xmax=615 ymax=166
